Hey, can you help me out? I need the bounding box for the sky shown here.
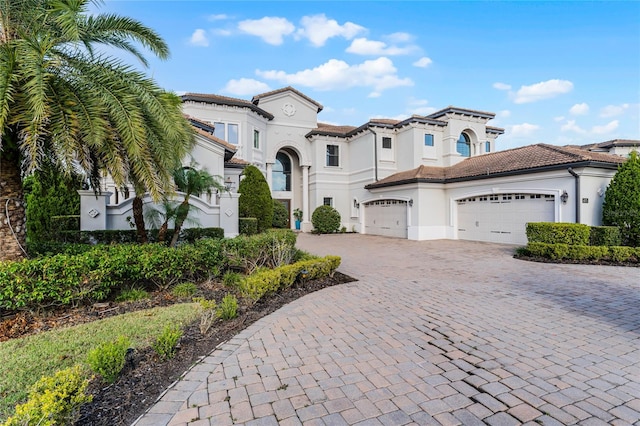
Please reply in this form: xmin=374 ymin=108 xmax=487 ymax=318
xmin=98 ymin=1 xmax=640 ymax=151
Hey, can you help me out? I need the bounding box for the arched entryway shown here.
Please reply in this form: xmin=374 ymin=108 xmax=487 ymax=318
xmin=268 ymin=148 xmax=307 ymax=229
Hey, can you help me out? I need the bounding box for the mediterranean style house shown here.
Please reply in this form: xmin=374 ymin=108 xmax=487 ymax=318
xmin=178 ymin=86 xmax=636 ymax=245
xmin=89 ymin=86 xmax=635 ymax=244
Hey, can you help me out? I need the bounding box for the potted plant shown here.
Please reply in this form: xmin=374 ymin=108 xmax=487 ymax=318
xmin=293 ymin=208 xmax=303 ymax=230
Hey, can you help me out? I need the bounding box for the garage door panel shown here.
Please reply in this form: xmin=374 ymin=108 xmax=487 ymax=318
xmin=458 ymin=194 xmax=554 ymax=244
xmin=365 ymin=200 xmax=407 ymax=238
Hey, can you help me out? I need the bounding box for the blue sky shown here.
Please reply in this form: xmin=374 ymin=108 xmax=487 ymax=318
xmin=100 ymin=1 xmax=639 ymax=150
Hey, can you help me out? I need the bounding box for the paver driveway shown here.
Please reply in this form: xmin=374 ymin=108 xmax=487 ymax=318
xmin=135 ymin=234 xmax=640 ymax=426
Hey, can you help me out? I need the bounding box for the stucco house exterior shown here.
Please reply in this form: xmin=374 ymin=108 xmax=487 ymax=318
xmin=177 ymin=86 xmax=634 ymax=245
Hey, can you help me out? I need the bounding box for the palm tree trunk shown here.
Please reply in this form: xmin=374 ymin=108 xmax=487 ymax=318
xmin=132 ymin=195 xmax=148 ymax=243
xmin=0 ymin=154 xmax=27 ymax=261
xmin=169 ymin=200 xmax=190 ymax=248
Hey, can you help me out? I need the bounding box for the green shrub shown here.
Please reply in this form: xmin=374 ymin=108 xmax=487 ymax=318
xmin=311 ymin=205 xmax=341 ymax=234
xmin=86 ymin=336 xmax=131 ymax=384
xmin=152 ymin=325 xmax=182 ymax=361
xmin=171 ymin=282 xmax=198 ymax=298
xmin=239 ymin=165 xmax=273 ymax=232
xmin=222 ymin=229 xmax=297 ymax=274
xmin=608 ymin=246 xmax=637 ymax=262
xmin=239 ymin=268 xmax=282 ymax=303
xmin=602 ymin=151 xmax=640 ymax=246
xmin=115 ymin=288 xmax=149 ymax=302
xmin=182 ymin=227 xmax=225 ymax=242
xmin=526 ymin=222 xmax=590 ymax=245
xmin=217 ymin=294 xmax=238 ymax=320
xmin=590 ymin=226 xmax=622 ymax=247
xmin=272 ymin=200 xmax=289 ymax=228
xmin=239 ymin=218 xmax=258 ymax=235
xmin=3 ymin=366 xmax=91 ymax=426
xmin=526 ymin=242 xmax=639 ymax=264
xmin=222 ymin=271 xmax=242 ymax=288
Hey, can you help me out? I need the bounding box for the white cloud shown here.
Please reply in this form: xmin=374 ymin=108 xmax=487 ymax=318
xmin=296 ymin=14 xmax=365 ymax=47
xmin=554 ymin=116 xmax=565 ymax=122
xmin=493 ymin=82 xmax=511 ymax=91
xmin=510 ymin=123 xmax=540 ymax=137
xmin=385 ymin=32 xmax=412 ymax=43
xmin=214 ymin=29 xmax=232 ymax=36
xmin=208 ymin=14 xmax=228 ymax=21
xmin=561 ymin=120 xmax=587 ymax=134
xmin=346 ymin=38 xmax=417 ymax=56
xmin=368 ymin=92 xmax=381 ymax=98
xmin=256 ymin=57 xmax=413 ymax=94
xmin=238 ymin=17 xmax=295 ymax=45
xmin=498 ymin=110 xmax=511 ymax=118
xmin=591 ymin=120 xmax=619 ymax=135
xmin=413 ymin=57 xmax=433 ymax=68
xmin=188 ymin=29 xmax=209 ymax=47
xmin=513 ymin=79 xmax=573 ymax=104
xmin=222 ymin=78 xmax=271 ymax=96
xmin=600 ymin=103 xmax=629 ymax=118
xmin=569 ymin=103 xmax=589 ymax=116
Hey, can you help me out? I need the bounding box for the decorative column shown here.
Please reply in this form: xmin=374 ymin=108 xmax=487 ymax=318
xmin=266 ymin=162 xmax=273 ymax=191
xmin=302 ymin=165 xmax=310 ymax=228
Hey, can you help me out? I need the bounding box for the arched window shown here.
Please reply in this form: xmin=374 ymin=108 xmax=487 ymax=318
xmin=273 ymin=152 xmax=291 ymax=191
xmin=457 ymin=133 xmax=471 ymax=157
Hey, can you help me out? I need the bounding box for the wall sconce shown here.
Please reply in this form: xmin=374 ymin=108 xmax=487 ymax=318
xmin=560 ymin=190 xmax=569 ymax=204
xmin=597 ymin=187 xmax=604 ymax=197
xmin=408 ymin=199 xmax=413 ymax=207
xmin=353 ymin=199 xmax=359 ymax=208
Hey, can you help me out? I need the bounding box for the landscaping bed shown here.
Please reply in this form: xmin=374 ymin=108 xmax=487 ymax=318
xmin=0 ymin=271 xmax=354 ymax=425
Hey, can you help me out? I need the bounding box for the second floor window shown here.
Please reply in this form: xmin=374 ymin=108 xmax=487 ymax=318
xmin=326 ymin=144 xmax=339 ymax=167
xmin=213 ymin=122 xmax=239 ymax=144
xmin=424 ymin=134 xmax=434 ymax=147
xmin=382 ymin=137 xmax=392 ymax=149
xmin=457 ymin=133 xmax=470 ymax=157
xmin=253 ymin=130 xmax=260 ymax=149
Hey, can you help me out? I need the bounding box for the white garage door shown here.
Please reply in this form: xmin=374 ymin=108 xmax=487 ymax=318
xmin=364 ymin=200 xmax=408 ymax=238
xmin=457 ymin=193 xmax=555 ymax=244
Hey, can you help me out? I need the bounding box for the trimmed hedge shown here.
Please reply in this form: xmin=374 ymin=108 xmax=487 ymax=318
xmin=589 ymin=226 xmax=622 ymax=247
xmin=526 ymin=222 xmax=590 ymax=245
xmin=0 ymin=229 xmax=299 ymax=312
xmin=526 ymin=242 xmax=639 ymax=263
xmin=239 ymin=255 xmax=341 ymax=303
xmin=311 ymin=205 xmax=341 ymax=234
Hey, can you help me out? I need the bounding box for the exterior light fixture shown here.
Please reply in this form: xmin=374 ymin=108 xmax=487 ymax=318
xmin=560 ymin=190 xmax=569 ymax=204
xmin=408 ymin=199 xmax=414 ymax=207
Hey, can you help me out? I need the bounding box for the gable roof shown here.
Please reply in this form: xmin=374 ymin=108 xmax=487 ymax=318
xmin=181 ymin=93 xmax=274 ymax=120
xmin=185 ymin=115 xmax=237 ymax=161
xmin=252 ymin=86 xmax=324 ymax=112
xmin=366 ymin=144 xmax=626 ymax=188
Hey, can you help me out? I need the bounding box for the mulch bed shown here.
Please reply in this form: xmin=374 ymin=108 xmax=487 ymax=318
xmin=0 ymin=273 xmax=355 ymax=425
xmin=513 ymin=254 xmax=640 ymax=267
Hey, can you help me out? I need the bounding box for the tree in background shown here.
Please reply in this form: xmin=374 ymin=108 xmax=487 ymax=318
xmin=23 ymin=160 xmax=84 ymax=250
xmin=238 ymin=165 xmax=273 ymax=233
xmin=602 ymin=151 xmax=640 ymax=246
xmin=0 ymin=0 xmax=193 ymax=260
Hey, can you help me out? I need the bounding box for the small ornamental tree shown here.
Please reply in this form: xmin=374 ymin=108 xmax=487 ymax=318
xmin=238 ymin=165 xmax=273 ymax=232
xmin=311 ymin=205 xmax=341 ymax=233
xmin=602 ymin=151 xmax=640 ymax=247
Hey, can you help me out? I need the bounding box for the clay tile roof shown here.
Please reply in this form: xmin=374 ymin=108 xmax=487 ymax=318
xmin=181 ymin=93 xmax=274 ymax=120
xmin=367 ymin=143 xmax=625 ymax=188
xmin=306 ymin=122 xmax=358 ymax=137
xmin=252 ymin=86 xmax=323 ymax=112
xmin=370 ymin=118 xmax=401 ymax=125
xmin=594 ymin=139 xmax=640 ymax=148
xmin=427 ymin=106 xmax=496 ymax=120
xmin=226 ymin=157 xmax=250 ymax=165
xmin=192 ymin=127 xmax=236 ymax=151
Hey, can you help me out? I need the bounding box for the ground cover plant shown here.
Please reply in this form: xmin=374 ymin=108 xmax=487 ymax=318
xmin=0 ymin=230 xmax=349 ymax=424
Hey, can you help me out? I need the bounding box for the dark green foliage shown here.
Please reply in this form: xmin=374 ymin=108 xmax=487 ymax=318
xmin=525 ymin=222 xmax=590 ymax=245
xmin=525 ymin=242 xmax=639 ymax=263
xmin=272 ymin=200 xmax=289 ymax=228
xmin=182 ymin=227 xmax=225 ymax=242
xmin=590 ymin=226 xmax=622 ymax=247
xmin=23 ymin=161 xmax=83 ymax=252
xmin=222 ymin=229 xmax=298 ymax=274
xmin=217 ymin=294 xmax=238 ymax=320
xmin=238 ymin=165 xmax=273 ymax=232
xmin=311 ymin=205 xmax=341 ymax=234
xmin=602 ymin=151 xmax=640 ymax=246
xmin=239 ymin=218 xmax=258 ymax=235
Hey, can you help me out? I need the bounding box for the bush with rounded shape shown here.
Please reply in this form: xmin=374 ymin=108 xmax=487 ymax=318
xmin=238 ymin=165 xmax=273 ymax=232
xmin=272 ymin=200 xmax=289 ymax=228
xmin=602 ymin=151 xmax=640 ymax=246
xmin=311 ymin=205 xmax=341 ymax=234
xmin=86 ymin=336 xmax=131 ymax=384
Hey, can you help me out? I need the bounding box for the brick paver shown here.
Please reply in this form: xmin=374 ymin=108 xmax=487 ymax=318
xmin=134 ymin=234 xmax=639 ymax=425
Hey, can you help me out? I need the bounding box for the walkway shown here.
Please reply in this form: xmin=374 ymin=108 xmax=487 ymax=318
xmin=134 ymin=234 xmax=640 ymax=425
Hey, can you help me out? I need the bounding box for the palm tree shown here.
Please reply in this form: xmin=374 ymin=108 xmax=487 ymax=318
xmin=0 ymin=0 xmax=194 ymax=260
xmin=169 ymin=164 xmax=226 ymax=248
